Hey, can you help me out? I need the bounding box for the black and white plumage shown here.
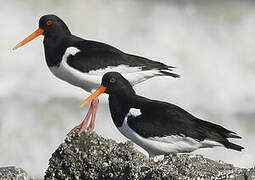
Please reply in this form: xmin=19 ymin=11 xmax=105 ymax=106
xmin=80 ymin=72 xmax=244 ymax=160
xmin=13 ymin=14 xmax=179 ymax=133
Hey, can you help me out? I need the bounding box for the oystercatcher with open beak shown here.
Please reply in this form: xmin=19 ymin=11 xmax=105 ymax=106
xmin=80 ymin=72 xmax=244 ymax=161
xmin=13 ymin=14 xmax=179 ymax=134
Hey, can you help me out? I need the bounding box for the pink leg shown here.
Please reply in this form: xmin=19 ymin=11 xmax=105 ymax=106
xmin=149 ymin=158 xmax=154 ymax=163
xmin=88 ymin=98 xmax=99 ymax=131
xmin=68 ymin=102 xmax=94 ymax=135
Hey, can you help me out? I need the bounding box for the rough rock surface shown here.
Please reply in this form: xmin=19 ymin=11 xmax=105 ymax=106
xmin=0 ymin=166 xmax=32 ymax=180
xmin=245 ymin=168 xmax=255 ymax=180
xmin=44 ymin=131 xmax=251 ymax=180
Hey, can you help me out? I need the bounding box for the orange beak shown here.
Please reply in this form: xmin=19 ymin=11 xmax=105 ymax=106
xmin=13 ymin=28 xmax=44 ymax=50
xmin=80 ymin=85 xmax=107 ymax=108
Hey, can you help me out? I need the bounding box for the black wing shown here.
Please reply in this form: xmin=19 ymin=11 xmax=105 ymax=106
xmin=128 ymin=97 xmax=241 ymax=143
xmin=66 ymin=35 xmax=179 ymax=77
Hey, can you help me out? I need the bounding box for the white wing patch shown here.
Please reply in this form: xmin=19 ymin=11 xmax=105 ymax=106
xmin=88 ymin=65 xmax=162 ymax=86
xmin=129 ymin=108 xmax=142 ymax=117
xmin=123 ymin=69 xmax=161 ymax=86
xmin=62 ymin=47 xmax=80 ymax=59
xmin=88 ymin=65 xmax=142 ymax=75
xmin=124 ymin=108 xmax=142 ymax=122
xmin=148 ymin=135 xmax=199 ymax=146
xmin=148 ymin=136 xmax=223 ymax=149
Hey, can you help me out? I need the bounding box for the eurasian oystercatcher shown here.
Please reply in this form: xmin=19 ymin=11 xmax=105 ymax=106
xmin=80 ymin=72 xmax=244 ymax=161
xmin=13 ymin=14 xmax=179 ymax=134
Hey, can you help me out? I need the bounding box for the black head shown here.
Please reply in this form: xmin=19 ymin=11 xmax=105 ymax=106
xmin=101 ymin=72 xmax=135 ymax=96
xmin=13 ymin=14 xmax=71 ymax=50
xmin=80 ymin=72 xmax=136 ymax=108
xmin=39 ymin=14 xmax=71 ymax=37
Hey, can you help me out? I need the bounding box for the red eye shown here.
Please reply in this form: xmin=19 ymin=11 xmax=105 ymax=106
xmin=110 ymin=77 xmax=116 ymax=83
xmin=46 ymin=20 xmax=53 ymax=26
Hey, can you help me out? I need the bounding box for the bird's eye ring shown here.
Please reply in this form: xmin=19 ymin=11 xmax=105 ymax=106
xmin=110 ymin=77 xmax=116 ymax=83
xmin=46 ymin=20 xmax=53 ymax=26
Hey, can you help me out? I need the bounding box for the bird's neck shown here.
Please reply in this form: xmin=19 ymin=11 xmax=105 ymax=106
xmin=43 ymin=34 xmax=70 ymax=67
xmin=108 ymin=94 xmax=148 ymax=127
xmin=108 ymin=94 xmax=134 ymax=127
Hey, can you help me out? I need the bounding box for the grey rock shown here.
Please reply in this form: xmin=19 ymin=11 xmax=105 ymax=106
xmin=44 ymin=131 xmax=251 ymax=180
xmin=0 ymin=166 xmax=31 ymax=180
xmin=245 ymin=168 xmax=255 ymax=180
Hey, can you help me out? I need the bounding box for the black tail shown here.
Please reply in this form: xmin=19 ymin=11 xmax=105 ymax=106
xmin=215 ymin=127 xmax=244 ymax=151
xmin=197 ymin=119 xmax=244 ymax=151
xmin=222 ymin=141 xmax=244 ymax=151
xmin=227 ymin=132 xmax=242 ymax=139
xmin=160 ymin=66 xmax=180 ymax=78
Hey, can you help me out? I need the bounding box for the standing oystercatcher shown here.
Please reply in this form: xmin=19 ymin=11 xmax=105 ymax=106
xmin=80 ymin=72 xmax=244 ymax=161
xmin=13 ymin=14 xmax=179 ymax=134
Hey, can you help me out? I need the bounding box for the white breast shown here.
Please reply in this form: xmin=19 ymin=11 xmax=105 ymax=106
xmin=118 ymin=108 xmax=223 ymax=157
xmin=49 ymin=47 xmax=101 ymax=92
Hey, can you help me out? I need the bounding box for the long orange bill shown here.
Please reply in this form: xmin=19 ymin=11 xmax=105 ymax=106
xmin=13 ymin=28 xmax=44 ymax=50
xmin=80 ymin=85 xmax=107 ymax=108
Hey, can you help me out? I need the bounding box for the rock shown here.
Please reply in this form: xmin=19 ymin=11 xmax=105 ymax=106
xmin=44 ymin=131 xmax=250 ymax=180
xmin=245 ymin=168 xmax=255 ymax=180
xmin=0 ymin=166 xmax=31 ymax=180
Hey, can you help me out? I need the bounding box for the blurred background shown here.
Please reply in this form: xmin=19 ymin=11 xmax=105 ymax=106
xmin=1 ymin=0 xmax=255 ymax=178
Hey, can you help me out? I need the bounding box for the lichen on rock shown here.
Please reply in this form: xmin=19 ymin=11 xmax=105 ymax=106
xmin=0 ymin=166 xmax=31 ymax=180
xmin=44 ymin=131 xmax=248 ymax=180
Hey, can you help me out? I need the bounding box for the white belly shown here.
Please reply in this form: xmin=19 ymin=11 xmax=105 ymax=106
xmin=118 ymin=122 xmax=200 ymax=157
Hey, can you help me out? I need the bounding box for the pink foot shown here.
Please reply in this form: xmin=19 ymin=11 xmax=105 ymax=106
xmin=149 ymin=159 xmax=155 ymax=163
